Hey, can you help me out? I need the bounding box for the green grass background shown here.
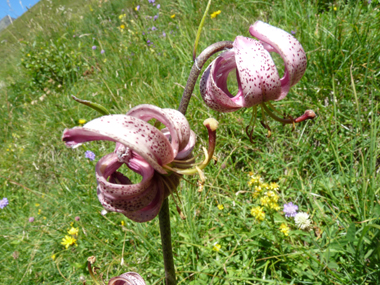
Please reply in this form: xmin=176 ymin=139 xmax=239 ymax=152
xmin=1 ymin=0 xmax=380 ymax=284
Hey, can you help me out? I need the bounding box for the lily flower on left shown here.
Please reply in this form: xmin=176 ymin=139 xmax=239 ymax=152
xmin=62 ymin=104 xmax=218 ymax=223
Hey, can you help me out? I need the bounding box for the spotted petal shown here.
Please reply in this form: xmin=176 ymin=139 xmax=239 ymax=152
xmin=108 ymin=272 xmax=146 ymax=285
xmin=126 ymin=104 xmax=191 ymax=157
xmin=62 ymin=115 xmax=173 ymax=174
xmin=249 ymin=20 xmax=307 ymax=100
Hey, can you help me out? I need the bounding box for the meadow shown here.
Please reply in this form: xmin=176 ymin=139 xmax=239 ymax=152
xmin=1 ymin=0 xmax=380 ymax=284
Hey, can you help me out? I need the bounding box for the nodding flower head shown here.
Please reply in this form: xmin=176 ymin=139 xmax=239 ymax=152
xmin=62 ymin=104 xmax=218 ymax=222
xmin=200 ymin=21 xmax=315 ymax=138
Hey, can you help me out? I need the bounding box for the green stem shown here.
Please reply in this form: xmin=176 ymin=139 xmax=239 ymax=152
xmin=261 ymin=103 xmax=293 ymax=124
xmin=159 ymin=42 xmax=232 ymax=285
xmin=159 ymin=198 xmax=176 ymax=285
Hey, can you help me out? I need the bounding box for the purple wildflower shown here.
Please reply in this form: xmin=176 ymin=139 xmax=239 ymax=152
xmin=368 ymin=0 xmax=371 ymax=3
xmin=85 ymin=150 xmax=96 ymax=161
xmin=152 ymin=26 xmax=157 ymax=31
xmin=162 ymin=32 xmax=166 ymax=37
xmin=29 ymin=217 xmax=35 ymax=222
xmin=73 ymin=35 xmax=76 ymax=38
xmin=154 ymin=14 xmax=158 ymax=21
xmin=142 ymin=32 xmax=145 ymax=35
xmin=0 ymin=198 xmax=9 ymax=209
xmin=101 ymin=49 xmax=105 ymax=54
xmin=291 ymin=30 xmax=296 ymax=35
xmin=157 ymin=4 xmax=161 ymax=9
xmin=92 ymin=46 xmax=97 ymax=50
xmin=149 ymin=0 xmax=155 ymax=3
xmin=147 ymin=40 xmax=151 ymax=43
xmin=75 ymin=216 xmax=80 ymax=221
xmin=136 ymin=5 xmax=140 ymax=11
xmin=283 ymin=202 xmax=298 ymax=218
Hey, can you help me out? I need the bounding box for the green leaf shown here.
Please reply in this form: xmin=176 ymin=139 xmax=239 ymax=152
xmin=346 ymin=223 xmax=356 ymax=243
xmin=71 ymin=95 xmax=109 ymax=115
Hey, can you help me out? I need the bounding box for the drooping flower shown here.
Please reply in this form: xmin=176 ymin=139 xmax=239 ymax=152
xmin=283 ymin=202 xmax=298 ymax=218
xmin=62 ymin=104 xmax=218 ymax=222
xmin=294 ymin=212 xmax=311 ymax=229
xmin=200 ymin=21 xmax=315 ymax=136
xmin=85 ymin=150 xmax=96 ymax=161
xmin=0 ymin=197 xmax=9 ymax=209
xmin=108 ymin=272 xmax=146 ymax=285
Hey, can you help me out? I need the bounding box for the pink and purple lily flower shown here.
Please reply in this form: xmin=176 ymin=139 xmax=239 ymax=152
xmin=200 ymin=21 xmax=315 ymax=134
xmin=62 ymin=104 xmax=217 ymax=222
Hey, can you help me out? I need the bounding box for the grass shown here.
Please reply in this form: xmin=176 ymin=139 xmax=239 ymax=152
xmin=1 ymin=0 xmax=380 ymax=284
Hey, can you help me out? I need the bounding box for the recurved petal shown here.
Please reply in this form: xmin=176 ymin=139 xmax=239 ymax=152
xmin=234 ymin=36 xmax=281 ymax=104
xmin=126 ymin=104 xmax=191 ymax=157
xmin=200 ymin=51 xmax=243 ymax=112
xmin=175 ymin=130 xmax=196 ymax=160
xmin=62 ymin=114 xmax=173 ymax=174
xmin=123 ymin=173 xmax=166 ymax=223
xmin=249 ymin=21 xmax=307 ymax=100
xmin=108 ymin=272 xmax=146 ymax=285
xmin=96 ymin=153 xmax=157 ymax=212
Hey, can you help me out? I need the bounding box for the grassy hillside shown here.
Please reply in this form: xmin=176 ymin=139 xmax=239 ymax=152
xmin=1 ymin=0 xmax=380 ymax=284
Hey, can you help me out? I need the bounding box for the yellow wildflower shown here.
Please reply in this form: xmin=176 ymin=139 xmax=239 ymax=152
xmin=212 ymin=243 xmax=221 ymax=252
xmin=119 ymin=14 xmax=126 ymax=19
xmin=121 ymin=220 xmax=125 ymax=226
xmin=333 ymin=6 xmax=337 ymax=11
xmin=269 ymin=182 xmax=279 ymax=190
xmin=217 ymin=204 xmax=224 ymax=210
xmin=260 ymin=196 xmax=270 ymax=207
xmin=211 ymin=10 xmax=221 ymax=19
xmin=251 ymin=206 xmax=265 ymax=221
xmin=120 ymin=24 xmax=125 ymax=29
xmin=51 ymin=254 xmax=56 ymax=260
xmin=68 ymin=227 xmax=79 ymax=236
xmin=266 ymin=191 xmax=279 ymax=203
xmin=261 ymin=183 xmax=269 ymax=190
xmin=35 ymin=203 xmax=40 ymax=207
xmin=170 ymin=14 xmax=176 ymax=18
xmin=78 ymin=119 xmax=86 ymax=125
xmin=279 ymin=223 xmax=290 ymax=236
xmin=269 ymin=202 xmax=280 ymax=211
xmin=38 ymin=209 xmax=41 ymax=215
xmin=61 ymin=235 xmax=77 ymax=249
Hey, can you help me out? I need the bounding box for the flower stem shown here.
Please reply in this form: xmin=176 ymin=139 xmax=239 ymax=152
xmin=178 ymin=41 xmax=233 ymax=115
xmin=159 ymin=42 xmax=232 ymax=285
xmin=159 ymin=198 xmax=176 ymax=285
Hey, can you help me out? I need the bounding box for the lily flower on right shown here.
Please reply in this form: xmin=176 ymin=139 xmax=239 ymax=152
xmin=200 ymin=20 xmax=315 ymax=139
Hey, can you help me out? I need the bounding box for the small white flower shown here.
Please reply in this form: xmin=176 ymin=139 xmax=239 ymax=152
xmin=294 ymin=212 xmax=312 ymax=230
xmin=101 ymin=209 xmax=108 ymax=216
